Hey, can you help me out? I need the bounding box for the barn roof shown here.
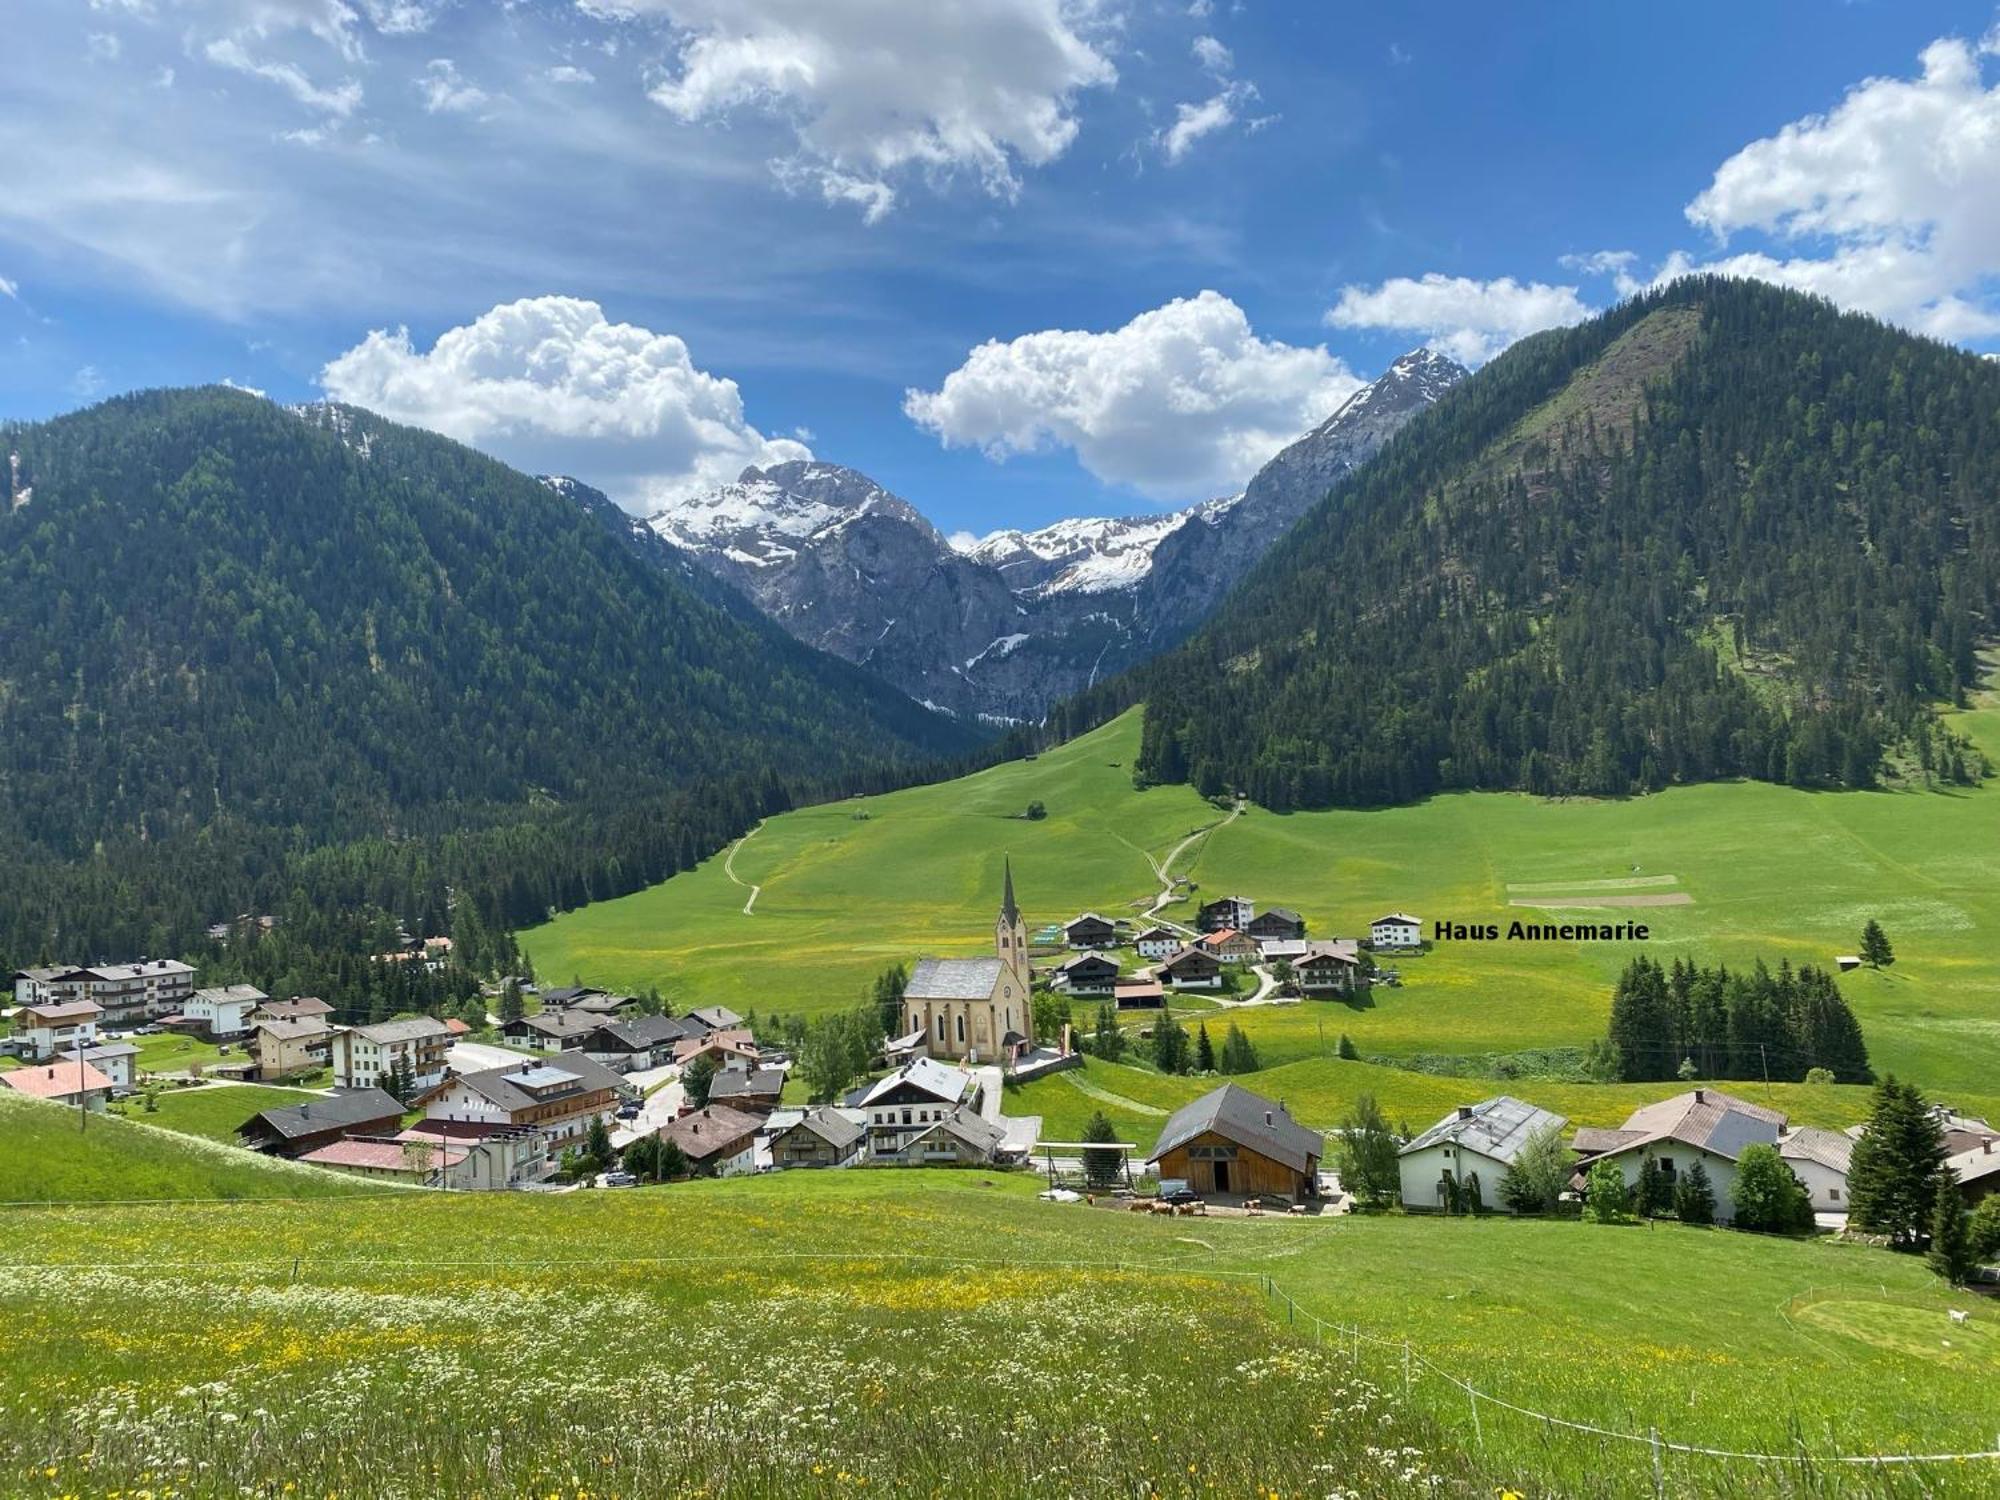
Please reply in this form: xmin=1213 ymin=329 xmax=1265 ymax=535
xmin=1148 ymin=1084 xmax=1323 ymax=1174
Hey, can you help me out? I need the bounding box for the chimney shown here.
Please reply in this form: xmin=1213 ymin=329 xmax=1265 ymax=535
xmin=1457 ymin=1105 xmax=1475 ymax=1121
xmin=1693 ymin=1088 xmax=1706 ymax=1103
xmin=1265 ymin=1110 xmax=1274 ymax=1127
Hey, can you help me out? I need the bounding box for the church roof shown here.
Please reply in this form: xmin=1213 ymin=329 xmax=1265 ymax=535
xmin=907 ymin=957 xmax=1005 ymax=1000
xmin=1001 ymin=858 xmax=1021 ymax=927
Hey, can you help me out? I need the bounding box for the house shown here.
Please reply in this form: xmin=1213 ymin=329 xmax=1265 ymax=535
xmin=902 ymin=863 xmax=1033 ymax=1064
xmin=1197 ymin=896 xmax=1254 ymax=934
xmin=500 ymin=1010 xmax=601 ymax=1054
xmin=0 ymin=1058 xmax=114 ymax=1111
xmin=1063 ymin=913 xmax=1118 ymax=949
xmin=539 ymin=986 xmax=606 ymax=1010
xmin=183 ymin=984 xmax=267 ymax=1041
xmin=11 ymin=959 xmax=196 ymax=1026
xmin=249 ymin=1017 xmax=333 ymax=1081
xmin=330 ymin=1017 xmax=452 ymax=1091
xmin=1147 ymin=1083 xmax=1323 ymax=1200
xmin=897 ymin=1109 xmax=1010 ymax=1167
xmin=1398 ymin=1097 xmax=1568 ymax=1212
xmin=1946 ymin=1137 xmax=2000 ymax=1207
xmin=252 ymin=996 xmax=335 ymax=1026
xmin=1370 ymin=914 xmax=1423 ymax=951
xmin=11 ymin=1000 xmax=103 ymax=1061
xmin=298 ymin=1136 xmax=469 ymax=1184
xmin=396 ymin=1121 xmax=550 ymax=1189
xmin=1133 ymin=926 xmax=1184 ymax=961
xmin=1257 ymin=938 xmax=1311 ymax=966
xmin=672 ymin=1030 xmax=761 ymax=1072
xmin=1570 ymin=1089 xmax=1788 ymax=1224
xmin=1196 ymin=929 xmax=1258 ymax=965
xmin=1157 ymin=946 xmax=1223 ymax=991
xmin=584 ymin=1015 xmax=692 ymax=1073
xmin=709 ymin=1065 xmax=787 ymax=1115
xmin=572 ymin=992 xmax=644 ymax=1018
xmin=1778 ymin=1126 xmax=1855 ymax=1213
xmin=1295 ymin=941 xmax=1364 ymax=997
xmin=844 ymin=1056 xmax=977 ymax=1160
xmin=78 ymin=1042 xmax=139 ymax=1093
xmin=1052 ymin=952 xmax=1119 ymax=997
xmin=658 ymin=1104 xmax=763 ymax=1177
xmin=683 ymin=1005 xmax=746 ymax=1036
xmin=411 ymin=1055 xmax=629 ymax=1158
xmin=237 ymin=1088 xmax=407 ymax=1157
xmin=1246 ymin=908 xmax=1307 ymax=942
xmin=767 ymin=1106 xmax=867 ymax=1169
xmin=1113 ymin=977 xmax=1165 ymax=1010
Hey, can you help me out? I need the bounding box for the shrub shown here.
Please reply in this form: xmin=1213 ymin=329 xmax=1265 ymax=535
xmin=1730 ymin=1144 xmax=1815 ymax=1234
xmin=1583 ymin=1159 xmax=1631 ymax=1224
xmin=1673 ymin=1160 xmax=1716 ymax=1226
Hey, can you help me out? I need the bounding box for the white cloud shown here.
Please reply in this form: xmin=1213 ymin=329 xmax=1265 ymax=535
xmin=204 ymin=35 xmax=362 ymax=116
xmin=417 ymin=57 xmax=490 ymax=115
xmin=946 ymin=528 xmax=980 ymax=552
xmin=1191 ymin=35 xmax=1231 ymax=74
xmin=1159 ymin=81 xmax=1254 ymax=164
xmin=903 ymin=289 xmax=1363 ymax=501
xmin=545 ymin=64 xmax=595 ymax=85
xmin=86 ymin=32 xmax=123 ymax=61
xmin=1324 ymin=273 xmax=1593 ymax=365
xmin=771 ymin=159 xmax=896 ymax=225
xmin=319 ymin=295 xmax=810 ymax=509
xmin=1681 ymin=34 xmax=2000 ymax=339
xmin=599 ymin=0 xmax=1117 ymax=216
xmin=0 ymin=273 xmax=17 ymax=300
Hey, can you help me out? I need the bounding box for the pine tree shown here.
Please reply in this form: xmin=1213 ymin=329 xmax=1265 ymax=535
xmin=657 ymin=1139 xmax=690 ymax=1180
xmin=1219 ymin=1024 xmax=1258 ymax=1074
xmin=1091 ymin=1003 xmax=1126 ymax=1062
xmin=1336 ymin=1032 xmax=1359 ymax=1060
xmin=1861 ymin=919 xmax=1894 ymax=968
xmin=1847 ymin=1077 xmax=1948 ymax=1244
xmin=1674 ymin=1160 xmax=1716 ymax=1226
xmin=681 ymin=1054 xmax=716 ymax=1110
xmin=1499 ymin=1124 xmax=1570 ymax=1216
xmin=1081 ymin=1110 xmax=1122 ymax=1190
xmin=1151 ymin=1015 xmax=1190 ymax=1075
xmin=1333 ymin=1093 xmax=1400 ymax=1208
xmin=1927 ymin=1178 xmax=1973 ymax=1285
xmin=1195 ymin=1023 xmax=1216 ymax=1073
xmin=1636 ymin=1155 xmax=1672 ymax=1218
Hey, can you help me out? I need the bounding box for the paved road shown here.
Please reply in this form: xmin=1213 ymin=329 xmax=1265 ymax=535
xmin=611 ymin=1074 xmax=684 ymax=1149
xmin=447 ymin=1041 xmax=535 ymax=1074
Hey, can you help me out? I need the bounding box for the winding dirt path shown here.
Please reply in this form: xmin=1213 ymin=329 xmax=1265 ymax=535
xmin=1143 ymin=799 xmax=1244 ymax=923
xmin=722 ymin=823 xmax=764 ymax=916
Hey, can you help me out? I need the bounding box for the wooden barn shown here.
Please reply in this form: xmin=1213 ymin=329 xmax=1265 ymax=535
xmin=1147 ymin=1084 xmax=1323 ymax=1201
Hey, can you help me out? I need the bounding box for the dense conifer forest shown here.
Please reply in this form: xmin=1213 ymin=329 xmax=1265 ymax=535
xmin=1604 ymin=955 xmax=1872 ymax=1085
xmin=0 ymin=389 xmax=975 ymax=974
xmin=1128 ymin=279 xmax=1998 ymax=808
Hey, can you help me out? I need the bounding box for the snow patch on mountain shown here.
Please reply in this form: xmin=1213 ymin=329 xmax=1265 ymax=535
xmin=961 ymin=495 xmax=1240 ymax=598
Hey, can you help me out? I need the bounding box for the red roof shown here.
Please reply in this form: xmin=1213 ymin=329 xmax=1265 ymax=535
xmin=1 ymin=1059 xmax=113 ymax=1100
xmin=443 ymin=1018 xmax=472 ymax=1036
xmin=300 ymin=1138 xmax=467 ymax=1171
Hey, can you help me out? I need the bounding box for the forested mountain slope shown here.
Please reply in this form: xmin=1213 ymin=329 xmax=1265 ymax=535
xmin=0 ymin=389 xmax=974 ymax=964
xmin=1134 ymin=279 xmax=2000 ymax=807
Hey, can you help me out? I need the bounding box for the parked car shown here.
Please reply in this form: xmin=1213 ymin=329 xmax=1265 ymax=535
xmin=615 ymin=1102 xmax=641 ymax=1120
xmin=1158 ymin=1179 xmax=1203 ymax=1207
xmin=601 ymin=1171 xmax=637 ymax=1188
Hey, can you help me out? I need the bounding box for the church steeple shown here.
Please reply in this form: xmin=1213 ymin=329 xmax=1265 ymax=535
xmin=996 ymin=857 xmax=1029 ymax=988
xmin=1001 ymin=857 xmax=1020 ymax=927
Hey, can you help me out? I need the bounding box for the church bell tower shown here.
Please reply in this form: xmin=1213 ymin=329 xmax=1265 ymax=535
xmin=995 ymin=858 xmax=1030 ymax=990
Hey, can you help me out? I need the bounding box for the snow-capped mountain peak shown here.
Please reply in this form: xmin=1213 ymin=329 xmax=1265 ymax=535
xmin=645 ymin=460 xmax=937 ymax=568
xmin=961 ymin=497 xmax=1238 ymax=598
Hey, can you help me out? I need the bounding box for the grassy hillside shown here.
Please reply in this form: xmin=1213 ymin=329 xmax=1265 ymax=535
xmin=141 ymin=1083 xmax=325 ymax=1142
xmin=525 ymin=689 xmax=2000 ymax=1097
xmin=0 ymin=1172 xmax=1991 ymax=1497
xmin=0 ymin=1092 xmax=378 ymax=1202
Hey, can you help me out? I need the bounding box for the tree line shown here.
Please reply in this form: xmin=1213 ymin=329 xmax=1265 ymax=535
xmin=1605 ymin=954 xmax=1871 ymax=1084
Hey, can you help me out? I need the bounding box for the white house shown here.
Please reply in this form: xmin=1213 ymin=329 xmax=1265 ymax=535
xmin=184 ymin=984 xmax=266 ymax=1040
xmin=411 ymin=1055 xmax=626 ymax=1159
xmin=843 ymin=1057 xmax=977 ymax=1160
xmin=1370 ymin=914 xmax=1423 ymax=950
xmin=12 ymin=1000 xmax=103 ymax=1061
xmin=1398 ymin=1096 xmax=1568 ymax=1212
xmin=1133 ymin=927 xmax=1184 ymax=961
xmin=1571 ymin=1089 xmax=1786 ymax=1224
xmin=331 ymin=1016 xmax=452 ymax=1091
xmin=1777 ymin=1127 xmax=1854 ymax=1214
xmin=79 ymin=1041 xmax=140 ymax=1093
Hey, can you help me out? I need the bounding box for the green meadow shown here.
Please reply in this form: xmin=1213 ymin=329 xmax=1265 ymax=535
xmin=2 ymin=1153 xmax=1995 ymax=1498
xmin=525 ymin=690 xmax=2000 ymax=1101
xmin=138 ymin=1081 xmax=323 ymax=1142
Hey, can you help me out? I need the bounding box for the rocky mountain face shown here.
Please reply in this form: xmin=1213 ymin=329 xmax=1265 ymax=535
xmin=584 ymin=349 xmax=1465 ymax=723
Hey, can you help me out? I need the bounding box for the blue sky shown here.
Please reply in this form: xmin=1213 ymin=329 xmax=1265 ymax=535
xmin=3 ymin=2 xmax=1998 ymax=537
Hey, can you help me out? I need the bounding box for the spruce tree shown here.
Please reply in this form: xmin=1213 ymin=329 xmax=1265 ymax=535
xmin=1195 ymin=1023 xmax=1216 ymax=1073
xmin=1847 ymin=1077 xmax=1948 ymax=1244
xmin=1860 ymin=920 xmax=1894 ymax=968
xmin=1730 ymin=1144 xmax=1813 ymax=1233
xmin=1081 ymin=1110 xmax=1122 ymax=1190
xmin=1337 ymin=1032 xmax=1359 ymax=1060
xmin=1927 ymin=1178 xmax=1972 ymax=1285
xmin=1636 ymin=1155 xmax=1672 ymax=1218
xmin=1674 ymin=1160 xmax=1716 ymax=1225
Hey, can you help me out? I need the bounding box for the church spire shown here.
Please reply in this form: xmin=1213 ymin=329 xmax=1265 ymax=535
xmin=1001 ymin=856 xmax=1020 ymax=926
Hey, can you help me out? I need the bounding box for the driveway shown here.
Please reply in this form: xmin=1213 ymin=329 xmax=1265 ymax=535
xmin=611 ymin=1075 xmax=684 ymax=1149
xmin=447 ymin=1041 xmax=535 ymax=1074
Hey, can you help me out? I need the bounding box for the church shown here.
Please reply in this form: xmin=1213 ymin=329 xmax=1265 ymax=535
xmin=902 ymin=861 xmax=1034 ymax=1065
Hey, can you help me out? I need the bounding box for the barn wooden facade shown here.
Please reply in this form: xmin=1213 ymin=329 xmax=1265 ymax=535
xmin=1147 ymin=1084 xmax=1323 ymax=1200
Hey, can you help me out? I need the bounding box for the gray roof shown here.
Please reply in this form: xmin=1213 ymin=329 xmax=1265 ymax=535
xmin=253 ymin=1016 xmax=331 ymax=1042
xmin=906 ymin=957 xmax=1005 ymax=1000
xmin=80 ymin=1042 xmax=140 ymax=1060
xmin=1055 ymin=952 xmax=1117 ymax=974
xmin=913 ymin=1109 xmax=1007 ymax=1157
xmin=539 ymin=986 xmax=602 ymax=1007
xmin=850 ymin=1056 xmax=972 ymax=1108
xmin=1401 ymin=1096 xmax=1568 ymax=1165
xmin=772 ymin=1105 xmax=865 ymax=1152
xmin=1065 ymin=912 xmax=1116 ymax=929
xmin=1779 ymin=1126 xmax=1855 ymax=1174
xmin=508 ymin=1010 xmax=600 ymax=1039
xmin=434 ymin=1053 xmax=627 ymax=1114
xmin=711 ymin=1066 xmax=786 ymax=1101
xmin=1148 ymin=1084 xmax=1323 ymax=1174
xmin=590 ymin=1014 xmax=692 ymax=1050
xmin=685 ymin=1005 xmax=745 ymax=1032
xmin=352 ymin=1016 xmax=453 ymax=1044
xmin=659 ymin=1104 xmax=763 ymax=1159
xmin=255 ymin=997 xmax=334 ymax=1021
xmin=242 ymin=1087 xmax=403 ymax=1140
xmin=1579 ymin=1089 xmax=1785 ymax=1164
xmin=194 ymin=984 xmax=268 ymax=1006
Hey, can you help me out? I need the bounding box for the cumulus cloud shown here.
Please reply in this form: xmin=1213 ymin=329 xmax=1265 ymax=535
xmin=1324 ymin=273 xmax=1593 ymax=365
xmin=320 ymin=295 xmax=810 ymax=509
xmin=1159 ymin=81 xmax=1256 ymax=163
xmin=1679 ymin=33 xmax=2000 ymax=339
xmin=597 ymin=0 xmax=1116 ymax=216
xmin=903 ymin=290 xmax=1363 ymax=501
xmin=1191 ymin=35 xmax=1231 ymax=74
xmin=417 ymin=58 xmax=491 ymax=115
xmin=545 ymin=64 xmax=595 ymax=85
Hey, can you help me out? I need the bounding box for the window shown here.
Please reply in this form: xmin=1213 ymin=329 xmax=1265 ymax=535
xmin=956 ymin=1014 xmax=966 ymax=1044
xmin=1829 ymin=1187 xmax=1840 ymax=1201
xmin=935 ymin=1015 xmax=945 ymax=1041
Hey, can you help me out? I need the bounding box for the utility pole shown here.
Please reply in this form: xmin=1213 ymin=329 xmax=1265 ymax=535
xmin=73 ymin=1033 xmax=87 ymax=1135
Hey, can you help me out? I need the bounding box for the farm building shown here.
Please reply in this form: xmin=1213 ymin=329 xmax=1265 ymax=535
xmin=238 ymin=1087 xmax=405 ymax=1157
xmin=895 ymin=1110 xmax=1010 ymax=1167
xmin=1570 ymin=1089 xmax=1787 ymax=1225
xmin=1134 ymin=926 xmax=1184 ymax=960
xmin=1063 ymin=913 xmax=1118 ymax=949
xmin=1246 ymin=908 xmax=1306 ymax=942
xmin=1197 ymin=896 xmax=1254 ymax=933
xmin=1370 ymin=914 xmax=1423 ymax=950
xmin=1052 ymin=952 xmax=1119 ymax=997
xmin=1157 ymin=946 xmax=1223 ymax=991
xmin=1397 ymin=1097 xmax=1567 ymax=1212
xmin=1114 ymin=977 xmax=1165 ymax=1010
xmin=1946 ymin=1137 xmax=2000 ymax=1206
xmin=1295 ymin=942 xmax=1363 ymax=996
xmin=1148 ymin=1084 xmax=1323 ymax=1200
xmin=1196 ymin=929 xmax=1258 ymax=964
xmin=767 ymin=1106 xmax=867 ymax=1169
xmin=1257 ymin=938 xmax=1311 ymax=965
xmin=583 ymin=1015 xmax=693 ymax=1073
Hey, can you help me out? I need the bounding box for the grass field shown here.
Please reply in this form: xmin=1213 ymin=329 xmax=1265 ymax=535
xmin=524 ymin=686 xmax=2000 ymax=1100
xmin=126 ymin=1030 xmax=232 ymax=1076
xmin=0 ymin=1092 xmax=378 ymax=1202
xmin=136 ymin=1081 xmax=324 ymax=1142
xmin=0 ymin=1163 xmax=1993 ymax=1498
